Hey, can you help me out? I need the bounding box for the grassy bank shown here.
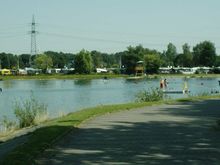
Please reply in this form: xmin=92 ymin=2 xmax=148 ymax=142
xmin=1 ymin=95 xmax=220 ymax=165
xmin=0 ymin=101 xmax=160 ymax=165
xmin=146 ymin=73 xmax=220 ymax=79
xmin=0 ymin=74 xmax=127 ymax=80
xmin=1 ymin=73 xmax=220 ymax=81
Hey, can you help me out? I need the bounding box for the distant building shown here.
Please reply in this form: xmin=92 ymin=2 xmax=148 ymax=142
xmin=159 ymin=67 xmax=212 ymax=74
xmin=18 ymin=69 xmax=28 ymax=75
xmin=159 ymin=67 xmax=172 ymax=74
xmin=47 ymin=68 xmax=62 ymax=74
xmin=96 ymin=68 xmax=108 ymax=73
xmin=25 ymin=67 xmax=42 ymax=75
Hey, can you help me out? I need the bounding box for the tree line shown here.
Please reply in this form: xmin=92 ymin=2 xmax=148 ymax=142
xmin=0 ymin=40 xmax=220 ymax=74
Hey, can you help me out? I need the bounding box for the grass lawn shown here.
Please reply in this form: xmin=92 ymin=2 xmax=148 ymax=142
xmin=1 ymin=95 xmax=220 ymax=165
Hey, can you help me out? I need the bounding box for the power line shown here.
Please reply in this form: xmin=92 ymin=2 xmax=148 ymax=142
xmin=1 ymin=22 xmax=220 ymax=41
xmin=0 ymin=33 xmax=27 ymax=38
xmin=2 ymin=21 xmax=220 ymax=54
xmin=40 ymin=31 xmax=167 ymax=47
xmin=39 ymin=23 xmax=218 ymax=39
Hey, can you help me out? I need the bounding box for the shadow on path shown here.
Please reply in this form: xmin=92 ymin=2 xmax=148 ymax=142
xmin=37 ymin=100 xmax=220 ymax=165
xmin=0 ymin=134 xmax=30 ymax=160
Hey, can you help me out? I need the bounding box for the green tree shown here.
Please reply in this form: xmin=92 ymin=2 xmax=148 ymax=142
xmin=126 ymin=45 xmax=146 ymax=59
xmin=122 ymin=54 xmax=140 ymax=74
xmin=144 ymin=54 xmax=161 ymax=74
xmin=120 ymin=45 xmax=162 ymax=74
xmin=215 ymin=55 xmax=220 ymax=67
xmin=91 ymin=50 xmax=103 ymax=68
xmin=175 ymin=43 xmax=193 ymax=67
xmin=121 ymin=45 xmax=145 ymax=74
xmin=165 ymin=43 xmax=177 ymax=66
xmin=193 ymin=41 xmax=216 ymax=66
xmin=101 ymin=53 xmax=117 ymax=68
xmin=182 ymin=43 xmax=193 ymax=67
xmin=160 ymin=51 xmax=168 ymax=67
xmin=45 ymin=51 xmax=69 ymax=68
xmin=0 ymin=53 xmax=17 ymax=69
xmin=74 ymin=50 xmax=93 ymax=74
xmin=34 ymin=54 xmax=53 ymax=73
xmin=18 ymin=54 xmax=31 ymax=68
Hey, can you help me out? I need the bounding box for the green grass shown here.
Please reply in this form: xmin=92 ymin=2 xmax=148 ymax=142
xmin=146 ymin=73 xmax=220 ymax=79
xmin=0 ymin=74 xmax=127 ymax=80
xmin=1 ymin=95 xmax=220 ymax=165
xmin=176 ymin=94 xmax=220 ymax=102
xmin=1 ymin=73 xmax=220 ymax=81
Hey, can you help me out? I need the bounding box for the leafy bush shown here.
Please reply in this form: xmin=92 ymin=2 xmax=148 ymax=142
xmin=136 ymin=88 xmax=163 ymax=102
xmin=14 ymin=95 xmax=47 ymax=128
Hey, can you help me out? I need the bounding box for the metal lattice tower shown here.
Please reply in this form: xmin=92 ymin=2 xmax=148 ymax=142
xmin=30 ymin=15 xmax=38 ymax=66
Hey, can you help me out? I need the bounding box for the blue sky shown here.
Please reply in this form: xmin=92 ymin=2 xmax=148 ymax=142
xmin=1 ymin=0 xmax=220 ymax=54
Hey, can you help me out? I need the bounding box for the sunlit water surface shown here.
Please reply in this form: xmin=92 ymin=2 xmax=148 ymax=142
xmin=0 ymin=77 xmax=219 ymax=119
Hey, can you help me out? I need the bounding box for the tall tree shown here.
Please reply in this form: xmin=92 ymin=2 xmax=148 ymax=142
xmin=193 ymin=41 xmax=216 ymax=66
xmin=127 ymin=45 xmax=145 ymax=57
xmin=165 ymin=43 xmax=177 ymax=66
xmin=19 ymin=54 xmax=31 ymax=68
xmin=215 ymin=55 xmax=220 ymax=67
xmin=74 ymin=50 xmax=93 ymax=74
xmin=91 ymin=50 xmax=103 ymax=68
xmin=175 ymin=43 xmax=193 ymax=67
xmin=182 ymin=43 xmax=193 ymax=67
xmin=0 ymin=53 xmax=17 ymax=69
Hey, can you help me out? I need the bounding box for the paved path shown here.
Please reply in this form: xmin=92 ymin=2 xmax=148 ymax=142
xmin=37 ymin=100 xmax=220 ymax=165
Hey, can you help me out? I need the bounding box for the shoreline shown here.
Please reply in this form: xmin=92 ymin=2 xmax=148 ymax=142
xmin=0 ymin=74 xmax=126 ymax=80
xmin=1 ymin=94 xmax=220 ymax=164
xmin=1 ymin=73 xmax=220 ymax=81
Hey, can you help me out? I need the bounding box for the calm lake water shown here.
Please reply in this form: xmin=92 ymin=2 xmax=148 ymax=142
xmin=0 ymin=77 xmax=220 ymax=119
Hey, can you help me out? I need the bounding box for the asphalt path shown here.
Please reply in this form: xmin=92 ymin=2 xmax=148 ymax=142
xmin=36 ymin=99 xmax=220 ymax=165
xmin=0 ymin=125 xmax=43 ymax=160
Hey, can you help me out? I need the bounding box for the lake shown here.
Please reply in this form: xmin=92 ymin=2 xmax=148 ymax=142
xmin=0 ymin=77 xmax=219 ymax=119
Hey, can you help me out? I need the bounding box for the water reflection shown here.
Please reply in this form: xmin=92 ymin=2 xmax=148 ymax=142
xmin=125 ymin=80 xmax=143 ymax=85
xmin=34 ymin=80 xmax=55 ymax=88
xmin=2 ymin=80 xmax=15 ymax=88
xmin=74 ymin=79 xmax=92 ymax=86
xmin=0 ymin=78 xmax=220 ymax=120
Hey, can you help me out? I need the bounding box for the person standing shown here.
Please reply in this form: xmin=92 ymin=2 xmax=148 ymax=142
xmin=164 ymin=79 xmax=167 ymax=88
xmin=160 ymin=79 xmax=164 ymax=89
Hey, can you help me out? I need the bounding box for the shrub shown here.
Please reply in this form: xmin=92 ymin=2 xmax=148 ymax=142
xmin=136 ymin=88 xmax=163 ymax=102
xmin=0 ymin=116 xmax=16 ymax=133
xmin=14 ymin=95 xmax=47 ymax=128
